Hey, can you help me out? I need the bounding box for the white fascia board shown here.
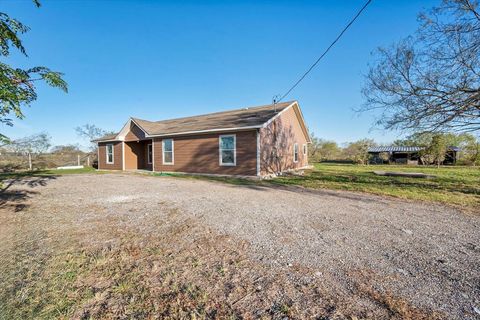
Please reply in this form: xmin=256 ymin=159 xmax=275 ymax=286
xmin=260 ymin=101 xmax=296 ymax=129
xmin=116 ymin=118 xmax=149 ymax=141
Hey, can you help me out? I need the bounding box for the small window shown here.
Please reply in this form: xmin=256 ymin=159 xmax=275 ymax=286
xmin=219 ymin=134 xmax=236 ymax=166
xmin=147 ymin=144 xmax=153 ymax=164
xmin=293 ymin=143 xmax=299 ymax=163
xmin=106 ymin=144 xmax=114 ymax=164
xmin=303 ymin=144 xmax=307 ymax=156
xmin=162 ymin=139 xmax=174 ymax=165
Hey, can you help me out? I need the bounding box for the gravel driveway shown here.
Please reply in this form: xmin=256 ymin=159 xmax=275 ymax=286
xmin=2 ymin=173 xmax=479 ymax=319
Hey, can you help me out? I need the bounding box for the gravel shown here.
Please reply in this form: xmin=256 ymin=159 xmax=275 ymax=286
xmin=4 ymin=173 xmax=480 ymax=319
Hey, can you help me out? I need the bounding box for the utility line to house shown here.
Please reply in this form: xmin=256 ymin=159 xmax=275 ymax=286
xmin=276 ymin=0 xmax=373 ymax=103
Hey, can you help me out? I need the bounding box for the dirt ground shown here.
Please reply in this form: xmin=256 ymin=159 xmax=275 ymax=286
xmin=0 ymin=173 xmax=479 ymax=319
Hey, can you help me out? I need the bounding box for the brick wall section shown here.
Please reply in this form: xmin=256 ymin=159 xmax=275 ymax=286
xmin=153 ymin=130 xmax=257 ymax=176
xmin=259 ymin=105 xmax=308 ymax=175
xmin=98 ymin=141 xmax=123 ymax=170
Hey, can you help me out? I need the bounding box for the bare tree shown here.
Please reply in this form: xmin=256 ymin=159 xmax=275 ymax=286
xmin=361 ymin=0 xmax=480 ymax=133
xmin=75 ymin=124 xmax=113 ymax=152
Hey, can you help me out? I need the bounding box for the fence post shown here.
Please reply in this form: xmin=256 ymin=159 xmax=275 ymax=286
xmin=77 ymin=154 xmax=80 ymax=166
xmin=87 ymin=156 xmax=90 ymax=167
xmin=28 ymin=152 xmax=32 ymax=171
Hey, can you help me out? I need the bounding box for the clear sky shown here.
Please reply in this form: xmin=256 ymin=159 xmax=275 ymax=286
xmin=2 ymin=0 xmax=438 ymax=149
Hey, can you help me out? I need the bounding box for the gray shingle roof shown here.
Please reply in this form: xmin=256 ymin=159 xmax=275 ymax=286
xmin=131 ymin=101 xmax=294 ymax=136
xmin=94 ymin=101 xmax=296 ymax=141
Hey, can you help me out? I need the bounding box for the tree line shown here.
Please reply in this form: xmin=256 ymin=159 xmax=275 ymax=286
xmin=308 ymin=131 xmax=480 ymax=166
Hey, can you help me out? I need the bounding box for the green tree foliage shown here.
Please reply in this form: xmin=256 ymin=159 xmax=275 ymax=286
xmin=342 ymin=139 xmax=376 ymax=165
xmin=0 ymin=2 xmax=67 ymax=143
xmin=308 ymin=132 xmax=340 ymax=161
xmin=424 ymin=135 xmax=447 ymax=168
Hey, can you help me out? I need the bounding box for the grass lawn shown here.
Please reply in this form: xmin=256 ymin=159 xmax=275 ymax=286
xmin=273 ymin=163 xmax=480 ymax=210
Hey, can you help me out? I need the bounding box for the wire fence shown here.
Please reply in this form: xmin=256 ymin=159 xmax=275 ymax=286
xmin=0 ymin=152 xmax=96 ymax=172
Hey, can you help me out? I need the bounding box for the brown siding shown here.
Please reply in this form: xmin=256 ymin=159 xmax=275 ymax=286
xmin=153 ymin=130 xmax=257 ymax=176
xmin=125 ymin=123 xmax=146 ymax=141
xmin=98 ymin=142 xmax=123 ymax=170
xmin=259 ymin=105 xmax=308 ymax=175
xmin=124 ymin=141 xmax=152 ymax=170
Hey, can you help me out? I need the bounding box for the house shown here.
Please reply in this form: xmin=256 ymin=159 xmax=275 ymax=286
xmin=368 ymin=146 xmax=459 ymax=165
xmin=94 ymin=101 xmax=311 ymax=177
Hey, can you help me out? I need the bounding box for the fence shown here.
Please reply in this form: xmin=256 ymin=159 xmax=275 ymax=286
xmin=0 ymin=152 xmax=96 ymax=172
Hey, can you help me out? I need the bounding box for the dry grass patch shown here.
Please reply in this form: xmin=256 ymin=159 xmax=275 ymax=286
xmin=0 ymin=188 xmax=446 ymax=319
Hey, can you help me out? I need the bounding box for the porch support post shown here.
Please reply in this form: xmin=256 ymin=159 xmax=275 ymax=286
xmin=122 ymin=141 xmax=125 ymax=171
xmin=152 ymin=138 xmax=155 ymax=172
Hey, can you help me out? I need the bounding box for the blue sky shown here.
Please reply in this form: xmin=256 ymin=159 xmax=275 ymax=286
xmin=3 ymin=0 xmax=438 ymax=149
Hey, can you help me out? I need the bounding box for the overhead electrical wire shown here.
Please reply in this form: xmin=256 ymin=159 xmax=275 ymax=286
xmin=277 ymin=0 xmax=373 ymax=102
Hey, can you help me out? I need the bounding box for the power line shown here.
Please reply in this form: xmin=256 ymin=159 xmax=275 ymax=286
xmin=277 ymin=0 xmax=373 ymax=103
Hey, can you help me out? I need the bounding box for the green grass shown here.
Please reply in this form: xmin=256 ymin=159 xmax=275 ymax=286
xmin=270 ymin=163 xmax=480 ymax=209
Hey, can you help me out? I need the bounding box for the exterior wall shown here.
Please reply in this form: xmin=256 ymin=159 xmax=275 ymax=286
xmin=125 ymin=141 xmax=152 ymax=170
xmin=259 ymin=105 xmax=309 ymax=175
xmin=125 ymin=123 xmax=146 ymax=141
xmin=98 ymin=141 xmax=123 ymax=170
xmin=152 ymin=130 xmax=257 ymax=176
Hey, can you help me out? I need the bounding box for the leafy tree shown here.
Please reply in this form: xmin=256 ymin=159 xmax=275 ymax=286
xmin=423 ymin=134 xmax=447 ymax=167
xmin=0 ymin=1 xmax=67 ymax=144
xmin=342 ymin=139 xmax=376 ymax=165
xmin=308 ymin=132 xmax=340 ymax=162
xmin=75 ymin=124 xmax=114 ymax=151
xmin=461 ymin=135 xmax=480 ymax=165
xmin=361 ymin=0 xmax=480 ymax=133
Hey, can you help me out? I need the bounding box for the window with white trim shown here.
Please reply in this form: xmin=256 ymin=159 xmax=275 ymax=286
xmin=106 ymin=144 xmax=114 ymax=164
xmin=162 ymin=139 xmax=174 ymax=165
xmin=293 ymin=143 xmax=299 ymax=163
xmin=303 ymin=144 xmax=307 ymax=156
xmin=147 ymin=144 xmax=153 ymax=164
xmin=219 ymin=134 xmax=236 ymax=166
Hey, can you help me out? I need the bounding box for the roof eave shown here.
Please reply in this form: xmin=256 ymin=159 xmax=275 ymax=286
xmin=146 ymin=125 xmax=263 ymax=138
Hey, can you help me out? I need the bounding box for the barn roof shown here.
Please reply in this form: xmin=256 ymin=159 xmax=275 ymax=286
xmin=368 ymin=146 xmax=460 ymax=153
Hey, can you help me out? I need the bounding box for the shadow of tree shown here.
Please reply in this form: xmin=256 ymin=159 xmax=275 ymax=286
xmin=0 ymin=175 xmax=57 ymax=212
xmin=260 ymin=116 xmax=296 ymax=175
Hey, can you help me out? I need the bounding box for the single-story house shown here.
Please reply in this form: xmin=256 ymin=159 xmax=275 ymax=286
xmin=368 ymin=146 xmax=460 ymax=165
xmin=93 ymin=100 xmax=310 ymax=177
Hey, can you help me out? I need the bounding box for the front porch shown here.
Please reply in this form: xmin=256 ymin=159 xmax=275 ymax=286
xmin=124 ymin=140 xmax=153 ymax=171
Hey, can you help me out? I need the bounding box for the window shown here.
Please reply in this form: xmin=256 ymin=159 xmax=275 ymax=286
xmin=219 ymin=134 xmax=236 ymax=166
xmin=162 ymin=139 xmax=174 ymax=165
xmin=303 ymin=144 xmax=307 ymax=156
xmin=293 ymin=143 xmax=299 ymax=163
xmin=106 ymin=144 xmax=114 ymax=164
xmin=147 ymin=144 xmax=153 ymax=164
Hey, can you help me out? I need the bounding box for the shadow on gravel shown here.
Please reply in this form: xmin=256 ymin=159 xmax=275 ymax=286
xmin=0 ymin=175 xmax=57 ymax=212
xmin=168 ymin=174 xmax=386 ymax=204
